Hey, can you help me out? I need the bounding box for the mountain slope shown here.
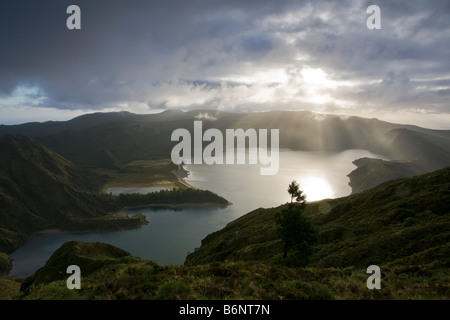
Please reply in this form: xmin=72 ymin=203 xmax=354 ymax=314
xmin=2 ymin=110 xmax=449 ymax=191
xmin=387 ymin=128 xmax=450 ymax=169
xmin=347 ymin=158 xmax=423 ymax=194
xmin=20 ymin=241 xmax=134 ymax=295
xmin=0 ymin=135 xmax=229 ymax=275
xmin=17 ymin=167 xmax=450 ymax=300
xmin=0 ymin=110 xmax=443 ymax=164
xmin=0 ymin=135 xmax=143 ymax=255
xmin=348 ymin=128 xmax=450 ymax=193
xmin=185 ymin=166 xmax=450 ymax=269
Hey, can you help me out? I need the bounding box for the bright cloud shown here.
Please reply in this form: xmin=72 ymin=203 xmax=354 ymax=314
xmin=0 ymin=0 xmax=449 ymax=128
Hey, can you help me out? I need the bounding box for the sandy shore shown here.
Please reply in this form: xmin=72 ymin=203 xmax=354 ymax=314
xmin=101 ymin=163 xmax=194 ymax=192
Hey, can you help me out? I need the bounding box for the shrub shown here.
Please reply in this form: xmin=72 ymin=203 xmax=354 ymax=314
xmin=156 ymin=280 xmax=192 ymax=300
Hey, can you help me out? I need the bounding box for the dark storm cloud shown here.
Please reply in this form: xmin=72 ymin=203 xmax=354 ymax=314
xmin=241 ymin=35 xmax=274 ymax=54
xmin=0 ymin=0 xmax=449 ymax=118
xmin=0 ymin=0 xmax=301 ymax=108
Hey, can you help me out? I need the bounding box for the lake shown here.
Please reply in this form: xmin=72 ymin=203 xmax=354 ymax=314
xmin=9 ymin=149 xmax=385 ymax=277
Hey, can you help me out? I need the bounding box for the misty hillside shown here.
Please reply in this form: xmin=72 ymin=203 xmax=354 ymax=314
xmin=1 ymin=110 xmax=450 ymax=192
xmin=0 ymin=110 xmax=446 ymax=160
xmin=0 ymin=135 xmax=147 ymax=255
xmin=0 ymin=110 xmax=407 ymax=159
xmin=0 ymin=135 xmax=229 ymax=270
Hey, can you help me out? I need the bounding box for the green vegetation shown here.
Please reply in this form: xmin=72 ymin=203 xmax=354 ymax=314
xmin=0 ymin=135 xmax=117 ymax=253
xmin=20 ymin=241 xmax=133 ymax=295
xmin=0 ymin=136 xmax=228 ymax=273
xmin=1 ymin=111 xmax=450 ymax=300
xmin=276 ymin=204 xmax=319 ymax=264
xmin=0 ymin=278 xmax=21 ymax=300
xmin=287 ymin=180 xmax=304 ymax=203
xmin=13 ymin=167 xmax=449 ymax=300
xmin=2 ymin=110 xmax=450 ymax=192
xmin=0 ymin=252 xmax=11 ymax=275
xmin=276 ymin=181 xmax=318 ymax=263
xmin=187 ymin=167 xmax=450 ymax=269
xmin=99 ymin=159 xmax=188 ymax=191
xmin=184 ymin=167 xmax=450 ymax=298
xmin=17 ymin=241 xmax=448 ymax=300
xmin=348 ymin=128 xmax=450 ymax=193
xmin=348 ymin=157 xmax=424 ymax=193
xmin=112 ymin=188 xmax=229 ymax=207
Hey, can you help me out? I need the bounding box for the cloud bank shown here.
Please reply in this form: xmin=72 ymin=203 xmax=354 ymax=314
xmin=1 ymin=0 xmax=449 ymax=127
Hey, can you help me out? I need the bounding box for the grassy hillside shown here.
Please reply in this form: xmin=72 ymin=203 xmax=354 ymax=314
xmin=20 ymin=241 xmax=133 ymax=295
xmin=100 ymin=159 xmax=188 ymax=191
xmin=0 ymin=135 xmax=143 ymax=255
xmin=387 ymin=128 xmax=450 ymax=168
xmin=0 ymin=136 xmax=228 ymax=273
xmin=347 ymin=158 xmax=423 ymax=194
xmin=0 ymin=252 xmax=11 ymax=275
xmin=0 ymin=278 xmax=20 ymax=300
xmin=18 ymin=240 xmax=447 ymax=300
xmin=349 ymin=128 xmax=450 ymax=192
xmin=186 ymin=167 xmax=450 ymax=268
xmin=15 ymin=167 xmax=450 ymax=300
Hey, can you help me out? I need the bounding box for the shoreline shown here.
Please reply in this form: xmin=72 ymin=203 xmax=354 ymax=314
xmin=117 ymin=202 xmax=229 ymax=212
xmin=5 ymin=164 xmax=231 ymax=278
xmin=5 ymin=199 xmax=230 ymax=278
xmin=173 ymin=163 xmax=195 ymax=189
xmin=101 ymin=163 xmax=195 ymax=192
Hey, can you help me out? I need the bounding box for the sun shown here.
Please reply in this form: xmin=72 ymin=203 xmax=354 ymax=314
xmin=300 ymin=67 xmax=336 ymax=105
xmin=301 ymin=176 xmax=334 ymax=201
xmin=301 ymin=68 xmax=327 ymax=85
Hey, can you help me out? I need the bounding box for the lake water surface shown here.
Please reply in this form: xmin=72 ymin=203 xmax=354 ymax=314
xmin=9 ymin=149 xmax=384 ymax=276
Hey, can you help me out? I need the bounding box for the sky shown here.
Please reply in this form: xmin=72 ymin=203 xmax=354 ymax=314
xmin=1 ymin=0 xmax=450 ymax=128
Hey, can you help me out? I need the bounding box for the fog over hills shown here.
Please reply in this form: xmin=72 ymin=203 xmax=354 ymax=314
xmin=1 ymin=110 xmax=449 ymax=192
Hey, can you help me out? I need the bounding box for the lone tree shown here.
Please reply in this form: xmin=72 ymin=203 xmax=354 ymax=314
xmin=276 ymin=181 xmax=318 ymax=265
xmin=287 ymin=180 xmax=306 ymax=203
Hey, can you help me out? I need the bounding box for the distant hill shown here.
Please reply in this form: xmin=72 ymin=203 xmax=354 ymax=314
xmin=348 ymin=127 xmax=450 ymax=193
xmin=0 ymin=135 xmax=146 ymax=255
xmin=20 ymin=241 xmax=134 ymax=295
xmin=0 ymin=136 xmax=228 ymax=255
xmin=16 ymin=167 xmax=450 ymax=300
xmin=0 ymin=110 xmax=401 ymax=158
xmin=1 ymin=110 xmax=449 ymax=190
xmin=347 ymin=158 xmax=423 ymax=194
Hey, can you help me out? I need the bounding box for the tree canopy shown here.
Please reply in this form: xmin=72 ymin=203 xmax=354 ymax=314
xmin=287 ymin=180 xmax=306 ymax=203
